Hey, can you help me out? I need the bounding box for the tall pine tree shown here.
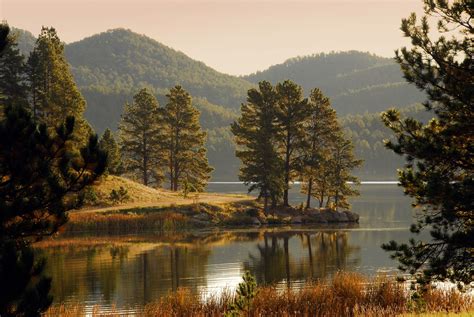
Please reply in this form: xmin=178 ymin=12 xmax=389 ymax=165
xmin=232 ymin=81 xmax=284 ymax=213
xmin=162 ymin=86 xmax=212 ymax=192
xmin=27 ymin=27 xmax=90 ymax=141
xmin=0 ymin=26 xmax=27 ymax=110
xmin=119 ymin=88 xmax=163 ymax=186
xmin=300 ymin=88 xmax=340 ymax=209
xmin=382 ymin=0 xmax=473 ymax=286
xmin=327 ymin=133 xmax=362 ymax=210
xmin=275 ymin=80 xmax=310 ymax=206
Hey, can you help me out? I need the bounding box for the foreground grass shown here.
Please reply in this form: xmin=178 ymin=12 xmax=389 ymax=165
xmin=45 ymin=272 xmax=472 ymax=316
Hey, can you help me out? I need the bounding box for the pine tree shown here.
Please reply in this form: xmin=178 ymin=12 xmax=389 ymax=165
xmin=0 ymin=26 xmax=27 ymax=110
xmin=232 ymin=81 xmax=284 ymax=213
xmin=119 ymin=88 xmax=163 ymax=186
xmin=99 ymin=128 xmax=122 ymax=175
xmin=327 ymin=133 xmax=362 ymax=210
xmin=162 ymin=86 xmax=212 ymax=192
xmin=275 ymin=80 xmax=310 ymax=206
xmin=381 ymin=0 xmax=473 ymax=286
xmin=300 ymin=89 xmax=339 ymax=209
xmin=0 ymin=106 xmax=106 ymax=315
xmin=27 ymin=27 xmax=90 ymax=141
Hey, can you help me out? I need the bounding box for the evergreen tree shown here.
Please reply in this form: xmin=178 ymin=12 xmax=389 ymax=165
xmin=0 ymin=26 xmax=27 ymax=110
xmin=308 ymin=154 xmax=333 ymax=208
xmin=0 ymin=106 xmax=106 ymax=315
xmin=381 ymin=0 xmax=473 ymax=286
xmin=232 ymin=81 xmax=284 ymax=213
xmin=300 ymin=89 xmax=339 ymax=209
xmin=27 ymin=27 xmax=89 ymax=140
xmin=162 ymin=86 xmax=212 ymax=192
xmin=99 ymin=128 xmax=122 ymax=175
xmin=327 ymin=133 xmax=362 ymax=210
xmin=119 ymin=88 xmax=163 ymax=186
xmin=275 ymin=80 xmax=310 ymax=206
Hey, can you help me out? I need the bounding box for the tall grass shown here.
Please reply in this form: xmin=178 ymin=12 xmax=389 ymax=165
xmin=45 ymin=272 xmax=473 ymax=316
xmin=67 ymin=211 xmax=189 ymax=233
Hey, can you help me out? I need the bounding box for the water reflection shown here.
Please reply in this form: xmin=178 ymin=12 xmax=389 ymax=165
xmin=35 ymin=185 xmax=416 ymax=311
xmin=245 ymin=231 xmax=359 ymax=287
xmin=37 ymin=228 xmax=401 ymax=310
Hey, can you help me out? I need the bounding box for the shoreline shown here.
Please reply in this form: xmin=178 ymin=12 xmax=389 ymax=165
xmin=67 ymin=200 xmax=360 ymax=233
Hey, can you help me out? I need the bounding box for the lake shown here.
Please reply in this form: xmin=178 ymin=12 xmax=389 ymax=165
xmin=37 ymin=183 xmax=419 ymax=313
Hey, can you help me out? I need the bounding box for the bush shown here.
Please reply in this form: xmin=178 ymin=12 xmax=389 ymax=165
xmin=109 ymin=186 xmax=130 ymax=204
xmin=82 ymin=187 xmax=99 ymax=205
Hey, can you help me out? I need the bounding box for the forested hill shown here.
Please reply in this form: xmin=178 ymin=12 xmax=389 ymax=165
xmin=65 ymin=29 xmax=252 ymax=107
xmin=243 ymin=51 xmax=425 ymax=115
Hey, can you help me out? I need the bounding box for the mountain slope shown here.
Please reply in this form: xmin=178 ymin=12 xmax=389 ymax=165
xmin=243 ymin=51 xmax=425 ymax=115
xmin=66 ymin=29 xmax=252 ymax=108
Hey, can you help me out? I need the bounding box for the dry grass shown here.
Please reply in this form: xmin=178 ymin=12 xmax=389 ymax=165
xmin=44 ymin=272 xmax=473 ymax=316
xmin=81 ymin=175 xmax=252 ymax=213
xmin=66 ymin=211 xmax=190 ymax=233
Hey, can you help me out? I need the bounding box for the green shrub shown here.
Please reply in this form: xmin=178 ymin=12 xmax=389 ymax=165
xmin=109 ymin=186 xmax=130 ymax=204
xmin=226 ymin=271 xmax=257 ymax=317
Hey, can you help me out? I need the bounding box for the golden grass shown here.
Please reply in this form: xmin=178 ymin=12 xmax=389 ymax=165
xmin=81 ymin=175 xmax=252 ymax=213
xmin=44 ymin=272 xmax=473 ymax=316
xmin=66 ymin=211 xmax=190 ymax=233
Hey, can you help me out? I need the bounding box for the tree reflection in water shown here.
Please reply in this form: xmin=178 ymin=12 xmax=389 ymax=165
xmin=36 ymin=228 xmax=361 ymax=309
xmin=245 ymin=230 xmax=360 ymax=286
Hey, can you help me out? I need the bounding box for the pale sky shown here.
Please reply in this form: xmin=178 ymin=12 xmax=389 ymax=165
xmin=1 ymin=0 xmax=423 ymax=75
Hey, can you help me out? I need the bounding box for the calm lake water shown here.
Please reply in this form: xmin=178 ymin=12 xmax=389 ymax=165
xmin=37 ymin=184 xmax=420 ymax=312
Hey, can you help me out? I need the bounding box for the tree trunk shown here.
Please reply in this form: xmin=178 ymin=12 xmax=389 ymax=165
xmin=263 ymin=193 xmax=269 ymax=216
xmin=306 ymin=178 xmax=313 ymax=209
xmin=283 ymin=131 xmax=291 ymax=206
xmin=143 ymin=135 xmax=148 ymax=186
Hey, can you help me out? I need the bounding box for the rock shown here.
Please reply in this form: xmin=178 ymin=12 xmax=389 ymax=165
xmin=320 ymin=210 xmax=338 ymax=222
xmin=308 ymin=213 xmax=328 ymax=223
xmin=251 ymin=217 xmax=261 ymax=226
xmin=259 ymin=217 xmax=268 ymax=225
xmin=193 ymin=213 xmax=211 ymax=221
xmin=343 ymin=211 xmax=359 ymax=223
xmin=291 ymin=216 xmax=302 ymax=224
xmin=335 ymin=212 xmax=349 ymax=222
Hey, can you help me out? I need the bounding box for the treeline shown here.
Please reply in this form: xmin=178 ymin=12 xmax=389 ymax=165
xmin=342 ymin=104 xmax=434 ymax=179
xmin=232 ymin=80 xmax=362 ymax=212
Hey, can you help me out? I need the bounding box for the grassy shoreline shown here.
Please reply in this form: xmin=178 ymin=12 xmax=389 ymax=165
xmin=44 ymin=272 xmax=473 ymax=316
xmin=67 ymin=201 xmax=360 ymax=233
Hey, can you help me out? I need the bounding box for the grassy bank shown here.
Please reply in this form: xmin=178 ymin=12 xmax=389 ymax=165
xmin=66 ymin=175 xmax=360 ymax=233
xmin=45 ymin=272 xmax=472 ymax=316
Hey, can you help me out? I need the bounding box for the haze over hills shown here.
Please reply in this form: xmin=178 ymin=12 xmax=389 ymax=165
xmin=14 ymin=27 xmax=429 ymax=180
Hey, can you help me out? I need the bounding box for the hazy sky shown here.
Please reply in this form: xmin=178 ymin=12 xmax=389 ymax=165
xmin=1 ymin=0 xmax=423 ymax=75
